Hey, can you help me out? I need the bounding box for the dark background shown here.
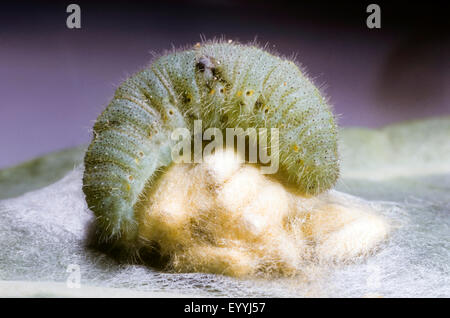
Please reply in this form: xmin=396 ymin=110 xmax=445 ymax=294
xmin=0 ymin=0 xmax=448 ymax=168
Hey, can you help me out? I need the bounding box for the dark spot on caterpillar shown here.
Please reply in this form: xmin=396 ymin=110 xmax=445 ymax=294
xmin=187 ymin=113 xmax=198 ymax=121
xmin=255 ymin=97 xmax=264 ymax=109
xmin=128 ymin=175 xmax=134 ymax=181
xmin=183 ymin=94 xmax=192 ymax=104
xmin=107 ymin=119 xmax=120 ymax=126
xmin=211 ymin=67 xmax=221 ymax=79
xmin=168 ymin=109 xmax=174 ymax=115
xmin=196 ymin=64 xmax=205 ymax=72
xmin=221 ymin=114 xmax=228 ymax=122
xmin=196 ymin=56 xmax=216 ymax=73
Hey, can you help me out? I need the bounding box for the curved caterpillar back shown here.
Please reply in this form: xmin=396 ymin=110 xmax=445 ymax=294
xmin=83 ymin=41 xmax=339 ymax=249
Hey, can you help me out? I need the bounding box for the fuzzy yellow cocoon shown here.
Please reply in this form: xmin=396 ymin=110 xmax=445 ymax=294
xmin=137 ymin=149 xmax=389 ymax=277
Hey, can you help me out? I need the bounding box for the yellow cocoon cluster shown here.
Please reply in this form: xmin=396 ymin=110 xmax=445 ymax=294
xmin=136 ymin=149 xmax=389 ymax=277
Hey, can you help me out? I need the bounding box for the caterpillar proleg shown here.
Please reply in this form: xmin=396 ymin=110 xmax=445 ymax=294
xmin=83 ymin=41 xmax=339 ymax=252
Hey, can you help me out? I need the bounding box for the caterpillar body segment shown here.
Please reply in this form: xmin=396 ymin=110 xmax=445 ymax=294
xmin=83 ymin=42 xmax=339 ymax=249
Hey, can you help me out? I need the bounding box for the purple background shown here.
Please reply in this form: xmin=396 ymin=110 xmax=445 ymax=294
xmin=0 ymin=1 xmax=448 ymax=169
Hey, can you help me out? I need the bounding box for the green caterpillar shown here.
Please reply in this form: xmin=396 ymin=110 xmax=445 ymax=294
xmin=83 ymin=41 xmax=339 ymax=251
